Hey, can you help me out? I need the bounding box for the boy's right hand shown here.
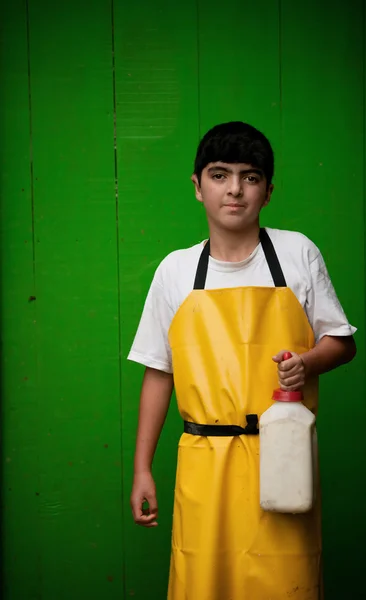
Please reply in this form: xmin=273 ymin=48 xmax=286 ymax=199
xmin=130 ymin=471 xmax=158 ymax=527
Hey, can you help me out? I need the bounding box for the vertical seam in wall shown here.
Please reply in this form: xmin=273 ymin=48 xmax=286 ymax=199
xmin=111 ymin=0 xmax=126 ymax=595
xmin=25 ymin=0 xmax=35 ymax=285
xmin=363 ymin=0 xmax=366 ymax=348
xmin=196 ymin=0 xmax=206 ymax=237
xmin=196 ymin=0 xmax=201 ymax=141
xmin=278 ymin=0 xmax=283 ymax=195
xmin=25 ymin=0 xmax=42 ymax=597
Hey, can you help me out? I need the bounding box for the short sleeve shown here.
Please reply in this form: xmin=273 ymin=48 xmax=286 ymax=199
xmin=305 ymin=250 xmax=356 ymax=342
xmin=127 ymin=270 xmax=175 ymax=374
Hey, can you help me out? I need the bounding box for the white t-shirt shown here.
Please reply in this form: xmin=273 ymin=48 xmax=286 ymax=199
xmin=128 ymin=228 xmax=356 ymax=374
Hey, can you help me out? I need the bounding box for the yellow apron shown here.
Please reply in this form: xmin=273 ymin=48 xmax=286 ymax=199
xmin=167 ymin=229 xmax=322 ymax=600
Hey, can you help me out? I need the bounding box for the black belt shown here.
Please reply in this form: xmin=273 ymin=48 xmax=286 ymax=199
xmin=184 ymin=414 xmax=259 ymax=436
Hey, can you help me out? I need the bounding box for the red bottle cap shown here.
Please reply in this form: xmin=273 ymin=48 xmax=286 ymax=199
xmin=272 ymin=351 xmax=303 ymax=402
xmin=272 ymin=388 xmax=303 ymax=402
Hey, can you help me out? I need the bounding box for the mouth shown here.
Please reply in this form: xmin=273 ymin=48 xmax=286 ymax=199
xmin=225 ymin=203 xmax=244 ymax=208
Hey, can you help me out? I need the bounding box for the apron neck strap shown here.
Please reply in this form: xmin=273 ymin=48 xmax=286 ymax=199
xmin=259 ymin=228 xmax=287 ymax=287
xmin=193 ymin=228 xmax=287 ymax=290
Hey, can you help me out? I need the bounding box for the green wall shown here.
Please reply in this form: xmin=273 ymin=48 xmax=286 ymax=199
xmin=0 ymin=0 xmax=364 ymax=598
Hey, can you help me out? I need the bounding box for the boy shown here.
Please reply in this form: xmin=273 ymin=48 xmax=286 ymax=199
xmin=128 ymin=122 xmax=356 ymax=600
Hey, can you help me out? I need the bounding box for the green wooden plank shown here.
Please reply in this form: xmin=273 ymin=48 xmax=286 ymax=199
xmin=0 ymin=1 xmax=40 ymax=597
xmin=114 ymin=0 xmax=201 ymax=596
xmin=281 ymin=1 xmax=365 ymax=597
xmin=27 ymin=1 xmax=123 ymax=597
xmin=197 ymin=0 xmax=281 ymax=209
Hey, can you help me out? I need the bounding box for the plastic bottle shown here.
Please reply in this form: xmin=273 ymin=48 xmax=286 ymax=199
xmin=259 ymin=352 xmax=316 ymax=514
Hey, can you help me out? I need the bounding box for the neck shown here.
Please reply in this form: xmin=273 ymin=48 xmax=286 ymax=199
xmin=208 ymin=223 xmax=261 ymax=262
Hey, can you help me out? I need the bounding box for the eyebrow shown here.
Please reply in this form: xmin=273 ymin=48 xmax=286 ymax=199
xmin=207 ymin=166 xmax=263 ymax=176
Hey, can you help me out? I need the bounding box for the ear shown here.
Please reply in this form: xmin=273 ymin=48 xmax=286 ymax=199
xmin=191 ymin=174 xmax=203 ymax=203
xmin=263 ymin=183 xmax=274 ymax=208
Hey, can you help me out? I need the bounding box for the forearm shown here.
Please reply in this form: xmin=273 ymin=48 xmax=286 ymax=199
xmin=134 ymin=367 xmax=174 ymax=474
xmin=301 ymin=335 xmax=356 ymax=378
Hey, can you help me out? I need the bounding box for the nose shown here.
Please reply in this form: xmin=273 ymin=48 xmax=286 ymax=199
xmin=228 ymin=176 xmax=242 ymax=197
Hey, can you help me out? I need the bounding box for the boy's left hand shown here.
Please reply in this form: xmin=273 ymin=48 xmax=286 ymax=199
xmin=272 ymin=350 xmax=306 ymax=391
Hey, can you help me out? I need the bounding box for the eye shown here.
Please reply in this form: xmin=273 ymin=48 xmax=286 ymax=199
xmin=212 ymin=173 xmax=226 ymax=180
xmin=244 ymin=175 xmax=259 ymax=184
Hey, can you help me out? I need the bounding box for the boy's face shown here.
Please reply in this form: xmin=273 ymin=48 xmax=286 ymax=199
xmin=191 ymin=162 xmax=273 ymax=233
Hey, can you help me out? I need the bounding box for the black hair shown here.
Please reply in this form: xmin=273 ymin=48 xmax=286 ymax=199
xmin=194 ymin=121 xmax=274 ymax=186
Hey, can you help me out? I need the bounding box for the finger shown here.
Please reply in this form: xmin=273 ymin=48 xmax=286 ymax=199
xmin=279 ymin=375 xmax=305 ymax=389
xmin=278 ymin=365 xmax=304 ymax=379
xmin=145 ymin=493 xmax=158 ymax=519
xmin=278 ymin=359 xmax=298 ymax=373
xmin=142 ymin=507 xmax=158 ymax=519
xmin=279 ymin=370 xmax=304 ymax=382
xmin=135 ymin=514 xmax=158 ymax=527
xmin=278 ymin=353 xmax=302 ymax=370
xmin=132 ymin=502 xmax=158 ymax=526
xmin=131 ymin=496 xmax=147 ymax=522
xmin=272 ymin=349 xmax=294 ymax=363
xmin=137 ymin=512 xmax=158 ymax=524
xmin=272 ymin=351 xmax=287 ymax=363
